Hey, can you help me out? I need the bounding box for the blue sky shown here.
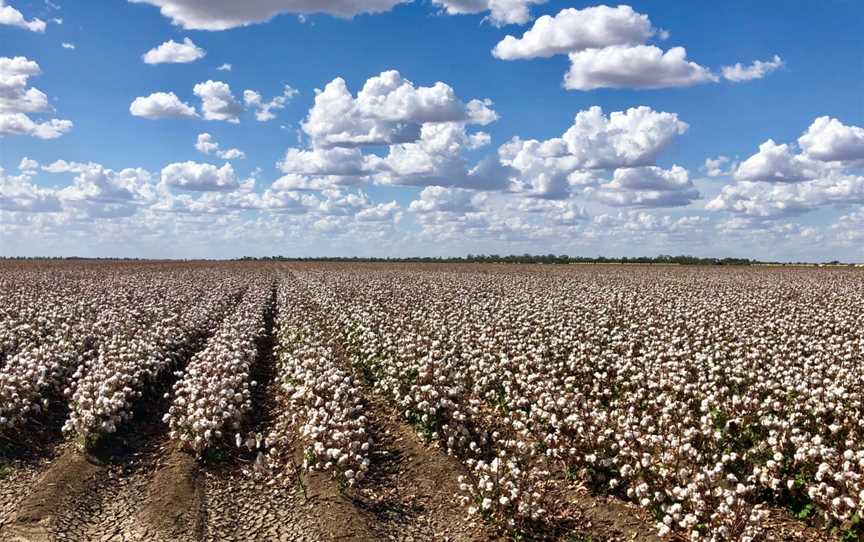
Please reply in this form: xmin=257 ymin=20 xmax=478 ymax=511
xmin=1 ymin=0 xmax=863 ymax=260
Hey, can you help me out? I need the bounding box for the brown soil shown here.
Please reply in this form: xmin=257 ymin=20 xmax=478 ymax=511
xmin=3 ymin=448 xmax=103 ymax=542
xmin=357 ymin=398 xmax=493 ymax=542
xmin=292 ymin=446 xmax=380 ymax=541
xmin=139 ymin=448 xmax=203 ymax=542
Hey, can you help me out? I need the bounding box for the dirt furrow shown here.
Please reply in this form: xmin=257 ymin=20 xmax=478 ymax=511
xmin=357 ymin=397 xmax=493 ymax=542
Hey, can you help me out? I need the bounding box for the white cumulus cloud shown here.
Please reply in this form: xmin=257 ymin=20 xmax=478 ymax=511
xmin=301 ymin=70 xmax=495 ymax=147
xmin=194 ymin=132 xmax=246 ymax=159
xmin=798 ymin=116 xmax=864 ymax=162
xmin=432 ymin=0 xmax=545 ymax=26
xmin=564 ymin=45 xmax=717 ymax=90
xmin=129 ymin=91 xmax=198 ymax=119
xmin=142 ymin=37 xmax=206 ymax=64
xmin=128 ymin=0 xmax=409 ymax=30
xmin=160 ymin=161 xmax=240 ymax=191
xmin=722 ymin=55 xmax=783 ymax=82
xmin=0 ymin=56 xmax=72 ymax=138
xmin=0 ymin=0 xmax=46 ymax=32
xmin=492 ymin=5 xmax=653 ymax=60
xmin=193 ymin=80 xmax=243 ymax=122
xmin=243 ymin=84 xmax=298 ymax=121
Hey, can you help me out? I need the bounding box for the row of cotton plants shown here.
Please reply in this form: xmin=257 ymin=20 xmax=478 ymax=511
xmin=62 ymin=272 xmax=246 ymax=447
xmin=296 ymin=266 xmax=863 ymax=541
xmin=0 ymin=270 xmax=90 ymax=364
xmin=165 ymin=277 xmax=274 ymax=454
xmin=0 ymin=270 xmax=194 ymax=435
xmin=263 ymin=275 xmax=372 ymax=487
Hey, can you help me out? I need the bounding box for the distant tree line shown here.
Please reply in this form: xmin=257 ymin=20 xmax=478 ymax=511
xmin=235 ymin=254 xmax=827 ymax=266
xmin=1 ymin=255 xmax=857 ymax=266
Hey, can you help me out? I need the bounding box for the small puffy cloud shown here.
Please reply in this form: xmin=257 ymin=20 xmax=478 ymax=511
xmin=301 ymin=70 xmax=494 ymax=147
xmin=564 ymin=45 xmax=717 ymax=90
xmin=492 ymin=5 xmax=653 ymax=60
xmin=0 ymin=56 xmax=72 ymax=138
xmin=586 ymin=165 xmax=699 ymax=207
xmin=142 ymin=37 xmax=206 ymax=64
xmin=798 ymin=116 xmax=864 ymax=162
xmin=195 ymin=132 xmax=219 ymax=154
xmin=160 ymin=161 xmax=240 ymax=191
xmin=0 ymin=113 xmax=72 ymax=138
xmin=129 ymin=0 xmax=409 ymax=30
xmin=703 ymin=155 xmax=732 ymax=177
xmin=61 ymin=42 xmax=75 ymax=50
xmin=130 ymin=91 xmax=198 ymax=119
xmin=18 ymin=157 xmax=38 ymax=171
xmin=734 ymin=139 xmax=827 ymax=183
xmin=409 ymin=185 xmax=486 ymax=214
xmin=466 ymin=98 xmax=498 ymax=125
xmin=216 ymin=63 xmax=232 ymax=71
xmin=722 ymin=55 xmax=783 ymax=82
xmin=0 ymin=0 xmax=46 ymax=32
xmin=243 ymin=84 xmax=298 ymax=121
xmin=194 ymin=132 xmax=246 ymax=160
xmin=193 ymin=80 xmax=243 ymax=122
xmin=217 ymin=148 xmax=246 ymax=160
xmin=466 ymin=131 xmax=491 ymax=150
xmin=432 ymin=0 xmax=545 ymax=26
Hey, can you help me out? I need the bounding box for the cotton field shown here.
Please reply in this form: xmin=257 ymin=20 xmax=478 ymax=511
xmin=0 ymin=260 xmax=861 ymax=542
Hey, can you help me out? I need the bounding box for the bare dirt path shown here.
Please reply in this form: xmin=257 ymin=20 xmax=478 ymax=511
xmin=362 ymin=402 xmax=495 ymax=542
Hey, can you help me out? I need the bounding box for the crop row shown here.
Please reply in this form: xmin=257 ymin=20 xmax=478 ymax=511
xmin=166 ymin=275 xmax=274 ymax=454
xmin=293 ymin=267 xmax=863 ymax=541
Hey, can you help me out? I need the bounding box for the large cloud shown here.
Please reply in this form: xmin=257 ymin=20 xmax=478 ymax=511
xmin=130 ymin=91 xmax=198 ymax=119
xmin=564 ymin=45 xmax=717 ymax=90
xmin=733 ymin=139 xmax=828 ymax=183
xmin=798 ymin=116 xmax=864 ymax=162
xmin=0 ymin=1 xmax=46 ymax=32
xmin=142 ymin=37 xmax=206 ymax=64
xmin=0 ymin=56 xmax=72 ymax=138
xmin=301 ymin=70 xmax=496 ymax=147
xmin=500 ymin=106 xmax=688 ymax=198
xmin=129 ymin=0 xmax=409 ymax=30
xmin=492 ymin=5 xmax=653 ymax=60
